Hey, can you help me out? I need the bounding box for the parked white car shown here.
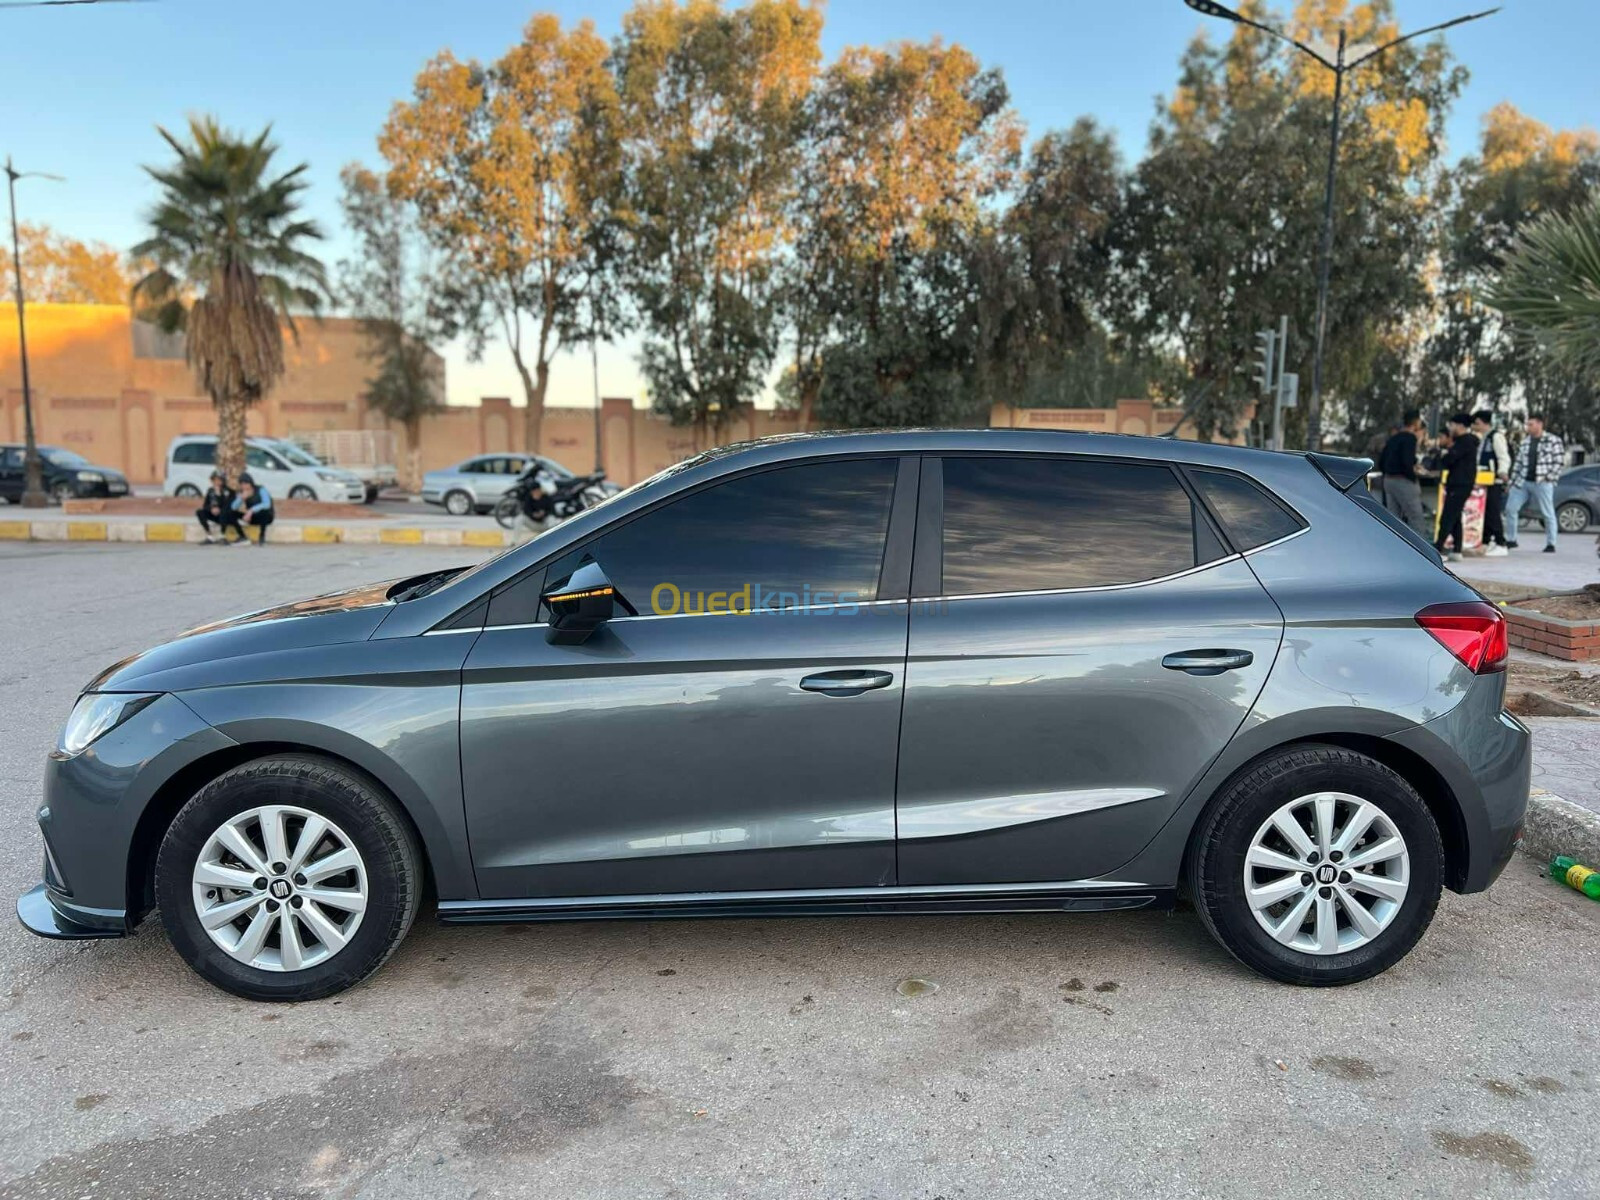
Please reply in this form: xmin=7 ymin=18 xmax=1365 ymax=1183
xmin=164 ymin=436 xmax=365 ymax=503
xmin=422 ymin=453 xmax=590 ymax=516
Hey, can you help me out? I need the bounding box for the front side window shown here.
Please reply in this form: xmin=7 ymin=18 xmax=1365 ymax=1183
xmin=939 ymin=455 xmax=1203 ymax=596
xmin=545 ymin=458 xmax=898 ymax=616
xmin=245 ymin=446 xmax=286 ymax=472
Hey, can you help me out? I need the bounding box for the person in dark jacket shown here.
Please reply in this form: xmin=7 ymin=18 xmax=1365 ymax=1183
xmin=1378 ymin=409 xmax=1428 ymax=536
xmin=195 ymin=470 xmax=242 ymax=544
xmin=1425 ymin=412 xmax=1480 ymax=560
xmin=232 ymin=473 xmax=275 ymax=546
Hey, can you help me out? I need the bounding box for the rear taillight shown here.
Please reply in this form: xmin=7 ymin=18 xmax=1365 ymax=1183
xmin=1416 ymin=602 xmax=1508 ymax=674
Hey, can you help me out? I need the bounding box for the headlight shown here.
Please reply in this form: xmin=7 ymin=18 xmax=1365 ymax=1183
xmin=76 ymin=471 xmax=105 ymax=483
xmin=316 ymin=470 xmax=342 ymax=482
xmin=58 ymin=693 xmax=159 ymax=757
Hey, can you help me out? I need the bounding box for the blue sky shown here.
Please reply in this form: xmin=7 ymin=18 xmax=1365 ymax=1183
xmin=2 ymin=0 xmax=1594 ymax=408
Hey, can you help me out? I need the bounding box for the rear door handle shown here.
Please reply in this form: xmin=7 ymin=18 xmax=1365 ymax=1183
xmin=799 ymin=670 xmax=894 ymax=696
xmin=1162 ymin=649 xmax=1254 ymax=676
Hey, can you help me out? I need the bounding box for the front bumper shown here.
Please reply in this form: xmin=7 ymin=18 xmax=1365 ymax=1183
xmin=17 ymin=883 xmax=124 ymax=940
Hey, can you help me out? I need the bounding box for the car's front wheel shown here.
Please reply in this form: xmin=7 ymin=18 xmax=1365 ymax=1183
xmin=155 ymin=755 xmax=421 ymax=1001
xmin=1188 ymin=745 xmax=1442 ymax=986
xmin=288 ymin=484 xmax=317 ymax=501
xmin=443 ymin=488 xmax=473 ymax=517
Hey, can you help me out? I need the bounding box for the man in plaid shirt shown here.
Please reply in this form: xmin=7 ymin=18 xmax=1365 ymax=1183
xmin=1504 ymin=414 xmax=1566 ymax=552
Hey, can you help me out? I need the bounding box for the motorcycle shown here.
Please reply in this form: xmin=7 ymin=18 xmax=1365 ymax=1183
xmin=493 ymin=469 xmax=610 ymax=530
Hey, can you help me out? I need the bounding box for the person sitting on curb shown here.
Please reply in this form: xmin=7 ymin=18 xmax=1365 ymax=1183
xmin=195 ymin=469 xmax=242 ymax=544
xmin=232 ymin=472 xmax=275 ymax=546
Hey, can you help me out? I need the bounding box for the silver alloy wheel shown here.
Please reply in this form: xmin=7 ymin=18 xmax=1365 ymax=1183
xmin=444 ymin=489 xmax=473 ymax=516
xmin=1557 ymin=503 xmax=1590 ymax=533
xmin=1243 ymin=792 xmax=1410 ymax=955
xmin=191 ymin=805 xmax=368 ymax=972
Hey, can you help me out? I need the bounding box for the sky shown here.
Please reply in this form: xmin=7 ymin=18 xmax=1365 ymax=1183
xmin=1 ymin=0 xmax=1595 ymax=411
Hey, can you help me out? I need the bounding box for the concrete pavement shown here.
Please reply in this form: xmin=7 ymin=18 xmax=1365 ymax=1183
xmin=1 ymin=542 xmax=1598 ymax=1196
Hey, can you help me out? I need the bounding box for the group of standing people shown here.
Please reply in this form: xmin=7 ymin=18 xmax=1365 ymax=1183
xmin=1379 ymin=409 xmax=1566 ymax=560
xmin=194 ymin=469 xmax=276 ymax=546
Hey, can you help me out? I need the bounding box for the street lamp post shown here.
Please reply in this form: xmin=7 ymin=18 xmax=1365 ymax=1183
xmin=5 ymin=157 xmax=63 ymax=508
xmin=1181 ymin=1 xmax=1498 ymax=452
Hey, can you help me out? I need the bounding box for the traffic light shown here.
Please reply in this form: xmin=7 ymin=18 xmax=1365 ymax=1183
xmin=1252 ymin=329 xmax=1277 ymax=395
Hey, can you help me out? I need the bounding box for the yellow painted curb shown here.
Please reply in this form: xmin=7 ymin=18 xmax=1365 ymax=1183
xmin=379 ymin=527 xmax=424 ymax=545
xmin=301 ymin=526 xmax=341 ymax=544
xmin=146 ymin=522 xmax=187 ymax=542
xmin=0 ymin=520 xmax=30 ymax=540
xmin=463 ymin=529 xmax=507 ymax=548
xmin=67 ymin=522 xmax=108 ymax=541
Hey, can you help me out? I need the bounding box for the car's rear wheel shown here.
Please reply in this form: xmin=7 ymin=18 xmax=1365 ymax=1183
xmin=173 ymin=483 xmax=202 ymax=499
xmin=1188 ymin=745 xmax=1442 ymax=986
xmin=1557 ymin=501 xmax=1590 ymax=534
xmin=155 ymin=755 xmax=421 ymax=1001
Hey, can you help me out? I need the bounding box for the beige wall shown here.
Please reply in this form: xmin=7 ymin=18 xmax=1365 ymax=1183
xmin=4 ymin=303 xmax=1246 ymax=488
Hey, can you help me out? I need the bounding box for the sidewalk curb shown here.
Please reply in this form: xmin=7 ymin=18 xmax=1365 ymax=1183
xmin=1520 ymin=788 xmax=1600 ymax=869
xmin=0 ymin=518 xmax=513 ymax=548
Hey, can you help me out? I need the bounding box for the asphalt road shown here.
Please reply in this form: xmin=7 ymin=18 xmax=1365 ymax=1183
xmin=1 ymin=541 xmax=1598 ymax=1199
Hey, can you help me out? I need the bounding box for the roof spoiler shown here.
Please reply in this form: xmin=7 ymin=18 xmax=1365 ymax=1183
xmin=1306 ymin=451 xmax=1373 ymax=492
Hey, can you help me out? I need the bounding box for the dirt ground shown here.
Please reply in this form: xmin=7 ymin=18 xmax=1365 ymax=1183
xmin=1509 ymin=590 xmax=1600 ymax=622
xmin=1506 ymin=658 xmax=1600 ymax=714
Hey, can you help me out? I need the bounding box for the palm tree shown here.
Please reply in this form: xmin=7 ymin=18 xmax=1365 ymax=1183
xmin=1487 ymin=197 xmax=1600 ymax=381
xmin=132 ymin=117 xmax=329 ymax=481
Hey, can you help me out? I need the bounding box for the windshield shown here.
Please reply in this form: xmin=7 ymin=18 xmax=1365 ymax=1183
xmin=42 ymin=448 xmax=91 ymax=468
xmin=270 ymin=442 xmax=324 ymax=467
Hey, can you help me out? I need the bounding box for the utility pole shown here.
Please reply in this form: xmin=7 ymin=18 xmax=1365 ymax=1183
xmin=1272 ymin=314 xmax=1289 ymax=451
xmin=5 ymin=157 xmax=61 ymax=508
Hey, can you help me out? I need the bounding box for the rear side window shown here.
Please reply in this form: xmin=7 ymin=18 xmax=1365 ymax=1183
xmin=1190 ymin=469 xmax=1303 ymax=550
xmin=173 ymin=442 xmax=215 ymax=466
xmin=939 ymin=456 xmax=1205 ymax=596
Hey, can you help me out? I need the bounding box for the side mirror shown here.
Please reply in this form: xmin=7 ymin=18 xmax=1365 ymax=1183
xmin=542 ymin=558 xmax=635 ymax=645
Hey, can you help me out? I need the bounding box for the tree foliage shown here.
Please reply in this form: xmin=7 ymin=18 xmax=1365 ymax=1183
xmin=338 ymin=164 xmax=444 ymax=489
xmin=380 ymin=14 xmax=619 ymax=453
xmin=0 ymin=222 xmax=137 ymax=305
xmin=131 ymin=117 xmax=328 ymax=481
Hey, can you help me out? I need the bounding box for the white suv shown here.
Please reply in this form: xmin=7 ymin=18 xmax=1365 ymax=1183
xmin=165 ymin=436 xmax=365 ymax=503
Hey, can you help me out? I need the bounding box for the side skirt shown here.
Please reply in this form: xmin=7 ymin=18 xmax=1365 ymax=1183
xmin=437 ymin=881 xmax=1174 ymax=925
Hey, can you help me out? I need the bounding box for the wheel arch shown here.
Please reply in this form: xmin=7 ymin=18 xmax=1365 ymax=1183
xmin=127 ymin=742 xmax=445 ymax=924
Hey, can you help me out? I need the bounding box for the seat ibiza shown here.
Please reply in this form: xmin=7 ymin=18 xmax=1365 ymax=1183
xmin=18 ymin=431 xmax=1530 ymax=1000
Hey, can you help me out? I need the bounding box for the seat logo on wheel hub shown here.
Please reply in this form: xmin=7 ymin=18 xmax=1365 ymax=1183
xmin=1315 ymin=864 xmax=1337 ymax=885
xmin=269 ymin=878 xmax=293 ymax=900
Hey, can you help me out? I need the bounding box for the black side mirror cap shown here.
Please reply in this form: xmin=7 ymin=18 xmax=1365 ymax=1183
xmin=542 ymin=558 xmax=635 ymax=645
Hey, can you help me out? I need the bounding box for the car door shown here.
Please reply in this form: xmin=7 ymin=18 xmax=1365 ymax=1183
xmin=895 ymin=454 xmax=1287 ymax=886
xmin=0 ymin=447 xmax=21 ymax=501
xmin=244 ymin=444 xmax=292 ymax=494
xmin=458 ymin=456 xmax=915 ymax=900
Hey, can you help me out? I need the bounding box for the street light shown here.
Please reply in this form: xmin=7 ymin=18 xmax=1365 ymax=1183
xmin=5 ymin=157 xmax=64 ymax=508
xmin=1181 ymin=0 xmax=1498 ymax=452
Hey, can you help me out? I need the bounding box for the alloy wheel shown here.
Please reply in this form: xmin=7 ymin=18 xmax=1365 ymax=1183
xmin=1557 ymin=503 xmax=1590 ymax=533
xmin=191 ymin=805 xmax=368 ymax=972
xmin=1242 ymin=792 xmax=1410 ymax=955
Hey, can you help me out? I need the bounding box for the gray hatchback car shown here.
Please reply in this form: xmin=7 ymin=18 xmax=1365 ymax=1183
xmin=19 ymin=431 xmax=1529 ymax=1001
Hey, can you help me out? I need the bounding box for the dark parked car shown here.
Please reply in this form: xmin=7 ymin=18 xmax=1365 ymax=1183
xmin=18 ymin=431 xmax=1529 ymax=1000
xmin=0 ymin=444 xmax=129 ymax=504
xmin=1551 ymin=464 xmax=1600 ymax=534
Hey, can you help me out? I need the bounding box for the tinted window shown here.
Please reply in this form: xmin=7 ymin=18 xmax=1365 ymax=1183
xmin=546 ymin=459 xmax=897 ymax=615
xmin=1 ymin=447 xmax=21 ymax=468
xmin=173 ymin=442 xmax=215 ymax=466
xmin=1191 ymin=469 xmax=1303 ymax=550
xmin=940 ymin=456 xmax=1200 ymax=595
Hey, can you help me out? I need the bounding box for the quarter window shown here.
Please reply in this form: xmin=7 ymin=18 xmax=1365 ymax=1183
xmin=173 ymin=442 xmax=215 ymax=466
xmin=1190 ymin=469 xmax=1303 ymax=550
xmin=939 ymin=456 xmax=1205 ymax=596
xmin=545 ymin=458 xmax=898 ymax=615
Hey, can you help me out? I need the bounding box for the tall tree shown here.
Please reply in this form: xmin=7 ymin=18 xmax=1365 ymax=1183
xmin=338 ymin=164 xmax=444 ymax=490
xmin=615 ymin=0 xmax=822 ymax=442
xmin=790 ymin=38 xmax=1021 ymax=427
xmin=0 ymin=222 xmax=136 ymax=305
xmin=381 ymin=14 xmax=618 ymax=454
xmin=131 ymin=117 xmax=328 ymax=481
xmin=1114 ymin=0 xmax=1463 ymax=443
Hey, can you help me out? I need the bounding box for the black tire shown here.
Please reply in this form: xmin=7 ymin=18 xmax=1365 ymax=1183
xmin=493 ymin=495 xmax=520 ymax=529
xmin=444 ymin=489 xmax=473 ymax=517
xmin=288 ymin=484 xmax=317 ymax=501
xmin=1557 ymin=501 xmax=1590 ymax=534
xmin=155 ymin=755 xmax=422 ymax=1002
xmin=173 ymin=483 xmax=202 ymax=500
xmin=50 ymin=480 xmax=75 ymax=504
xmin=1187 ymin=744 xmax=1443 ymax=986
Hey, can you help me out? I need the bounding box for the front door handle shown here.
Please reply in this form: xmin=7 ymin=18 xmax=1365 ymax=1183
xmin=1162 ymin=649 xmax=1254 ymax=676
xmin=799 ymin=670 xmax=894 ymax=696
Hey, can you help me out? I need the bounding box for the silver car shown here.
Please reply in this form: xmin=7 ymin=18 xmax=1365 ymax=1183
xmin=422 ymin=453 xmax=576 ymax=516
xmin=19 ymin=430 xmax=1529 ymax=1000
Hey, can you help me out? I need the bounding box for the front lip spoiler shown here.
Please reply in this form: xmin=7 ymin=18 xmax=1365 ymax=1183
xmin=16 ymin=884 xmax=125 ymax=941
